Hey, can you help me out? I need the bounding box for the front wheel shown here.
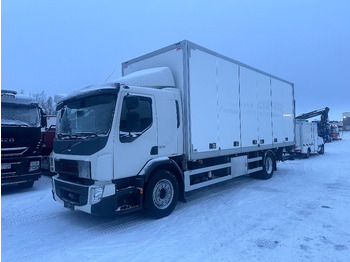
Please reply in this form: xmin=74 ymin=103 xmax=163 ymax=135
xmin=144 ymin=170 xmax=179 ymax=219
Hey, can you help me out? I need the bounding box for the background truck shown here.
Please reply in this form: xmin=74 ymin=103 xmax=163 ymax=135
xmin=295 ymin=107 xmax=331 ymax=142
xmin=1 ymin=90 xmax=47 ymax=188
xmin=294 ymin=120 xmax=324 ymax=158
xmin=330 ymin=124 xmax=340 ymax=140
xmin=51 ymin=40 xmax=295 ymax=218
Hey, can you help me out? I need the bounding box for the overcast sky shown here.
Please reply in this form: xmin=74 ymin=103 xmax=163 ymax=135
xmin=2 ymin=0 xmax=349 ymax=120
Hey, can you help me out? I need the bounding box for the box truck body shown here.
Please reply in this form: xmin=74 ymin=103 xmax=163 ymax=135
xmin=51 ymin=40 xmax=295 ymax=218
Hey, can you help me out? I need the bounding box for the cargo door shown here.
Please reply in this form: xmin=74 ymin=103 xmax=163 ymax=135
xmin=311 ymin=122 xmax=318 ymax=152
xmin=240 ymin=67 xmax=258 ymax=148
xmin=271 ymin=79 xmax=285 ymax=144
xmin=217 ymin=58 xmax=240 ymax=150
xmin=302 ymin=122 xmax=311 ymax=153
xmin=189 ymin=49 xmax=219 ymax=155
xmin=295 ymin=121 xmax=301 ymax=149
xmin=256 ymin=74 xmax=272 ymax=146
xmin=281 ymin=82 xmax=295 ymax=143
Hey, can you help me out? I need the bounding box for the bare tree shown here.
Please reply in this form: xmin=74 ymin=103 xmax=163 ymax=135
xmin=45 ymin=96 xmax=55 ymax=115
xmin=33 ymin=91 xmax=56 ymax=115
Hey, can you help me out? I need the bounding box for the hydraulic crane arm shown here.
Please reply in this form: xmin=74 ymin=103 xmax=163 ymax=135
xmin=296 ymin=107 xmax=329 ymax=121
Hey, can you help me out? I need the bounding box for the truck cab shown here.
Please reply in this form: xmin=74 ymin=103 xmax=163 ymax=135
xmin=1 ymin=90 xmax=46 ymax=188
xmin=51 ymin=68 xmax=183 ymax=216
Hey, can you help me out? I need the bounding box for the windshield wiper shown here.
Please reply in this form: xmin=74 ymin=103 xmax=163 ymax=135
xmin=58 ymin=132 xmax=102 ymax=140
xmin=73 ymin=132 xmax=100 ymax=138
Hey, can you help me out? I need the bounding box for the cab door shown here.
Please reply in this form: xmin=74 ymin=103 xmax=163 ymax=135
xmin=114 ymin=92 xmax=158 ymax=179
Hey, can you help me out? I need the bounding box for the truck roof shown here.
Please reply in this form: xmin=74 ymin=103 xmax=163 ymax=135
xmin=122 ymin=40 xmax=294 ymax=86
xmin=1 ymin=93 xmax=39 ymax=107
xmin=113 ymin=67 xmax=175 ymax=88
xmin=55 ymin=82 xmax=120 ymax=106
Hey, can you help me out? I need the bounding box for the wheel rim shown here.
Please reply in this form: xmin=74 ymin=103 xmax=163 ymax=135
xmin=265 ymin=156 xmax=273 ymax=174
xmin=152 ymin=179 xmax=174 ymax=210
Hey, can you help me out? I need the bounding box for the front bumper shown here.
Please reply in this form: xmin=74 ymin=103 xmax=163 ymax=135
xmin=52 ymin=175 xmax=144 ymax=216
xmin=1 ymin=156 xmax=41 ymax=186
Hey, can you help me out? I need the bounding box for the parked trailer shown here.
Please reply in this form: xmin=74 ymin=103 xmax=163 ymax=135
xmin=51 ymin=40 xmax=295 ymax=218
xmin=294 ymin=120 xmax=324 ymax=158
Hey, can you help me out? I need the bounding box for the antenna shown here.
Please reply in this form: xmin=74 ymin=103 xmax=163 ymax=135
xmin=104 ymin=67 xmax=118 ymax=83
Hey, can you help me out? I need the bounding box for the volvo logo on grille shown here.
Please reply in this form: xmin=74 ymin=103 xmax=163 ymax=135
xmin=1 ymin=138 xmax=15 ymax=143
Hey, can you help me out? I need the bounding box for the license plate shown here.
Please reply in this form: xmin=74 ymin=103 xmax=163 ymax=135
xmin=64 ymin=201 xmax=75 ymax=210
xmin=1 ymin=163 xmax=11 ymax=170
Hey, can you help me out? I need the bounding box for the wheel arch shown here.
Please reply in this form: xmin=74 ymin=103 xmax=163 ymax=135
xmin=139 ymin=157 xmax=185 ymax=202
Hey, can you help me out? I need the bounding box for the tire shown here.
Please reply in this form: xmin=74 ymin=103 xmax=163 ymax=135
xmin=144 ymin=170 xmax=179 ymax=219
xmin=318 ymin=145 xmax=325 ymax=155
xmin=252 ymin=151 xmax=275 ymax=180
xmin=305 ymin=149 xmax=311 ymax=159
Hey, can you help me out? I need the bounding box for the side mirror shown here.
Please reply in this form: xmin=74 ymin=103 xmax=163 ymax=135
xmin=41 ymin=115 xmax=47 ymax=128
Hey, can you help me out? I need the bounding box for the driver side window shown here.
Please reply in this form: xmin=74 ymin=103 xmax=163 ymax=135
xmin=119 ymin=95 xmax=153 ymax=143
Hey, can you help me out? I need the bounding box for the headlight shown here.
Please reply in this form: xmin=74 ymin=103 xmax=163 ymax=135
xmin=90 ymin=186 xmax=104 ymax=204
xmin=29 ymin=161 xmax=40 ymax=172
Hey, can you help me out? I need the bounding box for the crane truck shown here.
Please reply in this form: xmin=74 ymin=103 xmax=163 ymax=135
xmin=50 ymin=40 xmax=295 ymax=218
xmin=296 ymin=107 xmax=331 ymax=142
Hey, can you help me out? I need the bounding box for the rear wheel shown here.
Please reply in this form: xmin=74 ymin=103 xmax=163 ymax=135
xmin=305 ymin=148 xmax=311 ymax=159
xmin=252 ymin=151 xmax=275 ymax=180
xmin=318 ymin=145 xmax=325 ymax=155
xmin=144 ymin=170 xmax=179 ymax=219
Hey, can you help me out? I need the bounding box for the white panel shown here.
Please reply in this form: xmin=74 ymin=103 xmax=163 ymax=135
xmin=271 ymin=79 xmax=285 ymax=144
xmin=295 ymin=121 xmax=301 ymax=148
xmin=256 ymin=74 xmax=272 ymax=145
xmin=240 ymin=67 xmax=258 ymax=148
xmin=156 ymin=93 xmax=178 ymax=156
xmin=230 ymin=156 xmax=248 ymax=177
xmin=217 ymin=59 xmax=240 ymax=150
xmin=189 ymin=49 xmax=218 ymax=153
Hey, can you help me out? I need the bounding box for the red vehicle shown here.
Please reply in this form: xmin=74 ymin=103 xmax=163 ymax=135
xmin=330 ymin=124 xmax=341 ymax=140
xmin=41 ymin=116 xmax=56 ymax=171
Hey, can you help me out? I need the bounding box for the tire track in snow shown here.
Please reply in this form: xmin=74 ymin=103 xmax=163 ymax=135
xmin=4 ymin=212 xmax=155 ymax=261
xmin=1 ymin=210 xmax=66 ymax=230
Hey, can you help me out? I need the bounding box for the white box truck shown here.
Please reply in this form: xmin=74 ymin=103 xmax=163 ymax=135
xmin=294 ymin=120 xmax=324 ymax=157
xmin=51 ymin=40 xmax=295 ymax=218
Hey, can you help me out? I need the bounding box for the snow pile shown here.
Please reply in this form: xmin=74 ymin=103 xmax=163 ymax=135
xmin=2 ymin=132 xmax=350 ymax=261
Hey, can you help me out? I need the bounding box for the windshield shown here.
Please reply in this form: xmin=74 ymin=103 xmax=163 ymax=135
xmin=1 ymin=104 xmax=40 ymax=127
xmin=56 ymin=94 xmax=117 ymax=138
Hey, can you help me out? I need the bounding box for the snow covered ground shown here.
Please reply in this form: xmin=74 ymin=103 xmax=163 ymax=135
xmin=2 ymin=132 xmax=350 ymax=262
